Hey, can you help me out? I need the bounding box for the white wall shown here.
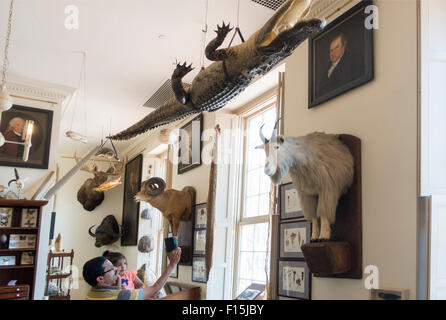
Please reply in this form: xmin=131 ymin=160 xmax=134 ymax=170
xmin=0 ymin=76 xmax=74 ymax=300
xmin=281 ymin=0 xmax=418 ymax=299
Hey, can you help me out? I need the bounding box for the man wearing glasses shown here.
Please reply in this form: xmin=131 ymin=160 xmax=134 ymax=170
xmin=83 ymin=248 xmax=181 ymax=300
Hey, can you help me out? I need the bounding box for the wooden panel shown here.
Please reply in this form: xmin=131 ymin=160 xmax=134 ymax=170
xmin=0 ymin=285 xmax=29 ymax=300
xmin=0 ymin=200 xmax=48 ymax=207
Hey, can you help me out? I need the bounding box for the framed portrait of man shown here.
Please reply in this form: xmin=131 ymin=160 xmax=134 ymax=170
xmin=0 ymin=105 xmax=53 ymax=169
xmin=308 ymin=0 xmax=374 ymax=108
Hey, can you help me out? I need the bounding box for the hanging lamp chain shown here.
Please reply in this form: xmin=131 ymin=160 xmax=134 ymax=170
xmin=1 ymin=0 xmax=14 ymax=87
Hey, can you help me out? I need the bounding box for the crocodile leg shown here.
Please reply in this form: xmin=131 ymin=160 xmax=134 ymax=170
xmin=205 ymin=22 xmax=234 ymax=61
xmin=171 ymin=62 xmax=194 ymax=104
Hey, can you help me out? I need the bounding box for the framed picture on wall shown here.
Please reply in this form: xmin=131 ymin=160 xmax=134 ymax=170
xmin=177 ymin=113 xmax=203 ymax=175
xmin=194 ymin=203 xmax=207 ymax=228
xmin=308 ymin=0 xmax=374 ymax=108
xmin=121 ymin=154 xmax=143 ymax=246
xmin=193 ymin=229 xmax=206 ymax=255
xmin=279 ymin=183 xmax=304 ymax=220
xmin=191 ymin=256 xmax=207 ymax=283
xmin=279 ymin=221 xmax=311 ymax=259
xmin=278 ymin=260 xmax=311 ymax=300
xmin=0 ymin=105 xmax=53 ymax=169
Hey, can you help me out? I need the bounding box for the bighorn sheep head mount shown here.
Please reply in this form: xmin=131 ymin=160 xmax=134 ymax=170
xmin=257 ymin=119 xmax=354 ymax=242
xmin=76 ymin=159 xmax=124 ymax=212
xmin=88 ymin=214 xmax=124 ymax=247
xmin=135 ymin=177 xmax=196 ymax=237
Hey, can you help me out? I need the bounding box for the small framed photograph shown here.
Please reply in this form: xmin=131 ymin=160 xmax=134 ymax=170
xmin=20 ymin=252 xmax=35 ymax=265
xmin=279 ymin=183 xmax=303 ymax=220
xmin=178 ymin=113 xmax=203 ymax=175
xmin=167 ymin=256 xmax=178 ymax=278
xmin=192 ymin=256 xmax=207 ymax=283
xmin=279 ymin=221 xmax=311 ymax=259
xmin=194 ymin=203 xmax=207 ymax=228
xmin=26 ymin=234 xmax=36 ymax=248
xmin=235 ymin=283 xmax=265 ymax=300
xmin=370 ymin=288 xmax=409 ymax=300
xmin=0 ymin=207 xmax=13 ymax=227
xmin=193 ymin=229 xmax=206 ymax=255
xmin=308 ymin=0 xmax=374 ymax=108
xmin=0 ymin=255 xmax=16 ymax=266
xmin=21 ymin=208 xmax=38 ymax=228
xmin=278 ymin=260 xmax=311 ymax=300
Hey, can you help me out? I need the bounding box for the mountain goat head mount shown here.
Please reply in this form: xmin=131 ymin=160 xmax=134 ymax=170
xmin=135 ymin=177 xmax=195 ymax=237
xmin=88 ymin=214 xmax=124 ymax=247
xmin=256 ymin=119 xmax=354 ymax=242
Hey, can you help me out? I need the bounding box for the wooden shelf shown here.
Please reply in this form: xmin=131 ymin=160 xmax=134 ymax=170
xmin=0 ymin=227 xmax=38 ymax=231
xmin=0 ymin=248 xmax=36 ymax=252
xmin=0 ymin=199 xmax=48 ymax=207
xmin=47 ymin=274 xmax=71 ymax=280
xmin=0 ymin=265 xmax=34 ymax=270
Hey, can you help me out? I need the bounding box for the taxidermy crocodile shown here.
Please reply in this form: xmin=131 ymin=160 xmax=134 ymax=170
xmin=109 ymin=0 xmax=325 ymax=141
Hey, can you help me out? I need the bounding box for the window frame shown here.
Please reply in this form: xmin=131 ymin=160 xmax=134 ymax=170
xmin=232 ymin=96 xmax=278 ymax=298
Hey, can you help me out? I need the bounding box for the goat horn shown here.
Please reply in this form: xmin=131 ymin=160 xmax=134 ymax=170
xmin=143 ymin=177 xmax=166 ymax=196
xmin=88 ymin=225 xmax=96 ymax=237
xmin=259 ymin=124 xmax=268 ymax=144
xmin=270 ymin=118 xmax=282 ymax=141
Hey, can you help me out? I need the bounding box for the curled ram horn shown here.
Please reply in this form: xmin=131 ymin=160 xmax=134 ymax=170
xmin=143 ymin=177 xmax=166 ymax=196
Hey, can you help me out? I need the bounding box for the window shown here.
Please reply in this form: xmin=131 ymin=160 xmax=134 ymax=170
xmin=234 ymin=104 xmax=277 ymax=297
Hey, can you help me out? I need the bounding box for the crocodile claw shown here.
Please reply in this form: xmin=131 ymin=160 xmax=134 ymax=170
xmin=173 ymin=61 xmax=194 ymax=78
xmin=215 ymin=21 xmax=233 ymax=38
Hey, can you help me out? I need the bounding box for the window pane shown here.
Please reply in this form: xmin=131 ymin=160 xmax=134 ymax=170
xmin=259 ymin=172 xmax=271 ymax=194
xmin=257 ymin=194 xmax=270 ymax=217
xmin=248 ymin=115 xmax=262 ymax=147
xmin=247 ymin=146 xmax=264 ymax=171
xmin=239 ymin=251 xmax=253 ymax=280
xmin=245 ymin=196 xmax=259 ymax=218
xmin=240 ymin=224 xmax=254 ymax=251
xmin=252 ymin=252 xmax=267 ymax=282
xmin=253 ymin=223 xmax=268 ymax=252
xmin=246 ymin=169 xmax=261 ymax=197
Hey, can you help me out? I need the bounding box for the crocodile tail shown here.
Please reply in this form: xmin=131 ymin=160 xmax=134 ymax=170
xmin=107 ymin=100 xmax=198 ymax=141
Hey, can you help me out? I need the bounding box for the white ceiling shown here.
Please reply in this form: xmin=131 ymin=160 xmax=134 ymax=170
xmin=0 ymin=0 xmax=279 ymax=154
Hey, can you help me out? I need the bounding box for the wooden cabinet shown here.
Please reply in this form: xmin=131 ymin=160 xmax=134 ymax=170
xmin=45 ymin=250 xmax=74 ymax=300
xmin=0 ymin=199 xmax=47 ymax=300
xmin=0 ymin=285 xmax=30 ymax=300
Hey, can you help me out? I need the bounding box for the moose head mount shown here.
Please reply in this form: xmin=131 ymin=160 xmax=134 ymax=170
xmin=76 ymin=157 xmax=124 ymax=211
xmin=88 ymin=214 xmax=124 ymax=247
xmin=135 ymin=177 xmax=195 ymax=237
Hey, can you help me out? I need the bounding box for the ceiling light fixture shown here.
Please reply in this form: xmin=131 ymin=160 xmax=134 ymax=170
xmin=0 ymin=0 xmax=15 ymax=113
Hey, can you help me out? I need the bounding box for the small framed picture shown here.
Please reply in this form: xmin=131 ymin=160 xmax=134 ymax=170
xmin=278 ymin=260 xmax=311 ymax=300
xmin=193 ymin=229 xmax=206 ymax=255
xmin=9 ymin=234 xmax=36 ymax=249
xmin=192 ymin=256 xmax=207 ymax=283
xmin=235 ymin=283 xmax=265 ymax=300
xmin=194 ymin=203 xmax=207 ymax=228
xmin=167 ymin=256 xmax=178 ymax=278
xmin=279 ymin=221 xmax=311 ymax=259
xmin=0 ymin=233 xmax=8 ymax=249
xmin=21 ymin=208 xmax=38 ymax=227
xmin=178 ymin=113 xmax=203 ymax=175
xmin=0 ymin=207 xmax=13 ymax=227
xmin=20 ymin=252 xmax=35 ymax=265
xmin=0 ymin=255 xmax=16 ymax=266
xmin=279 ymin=183 xmax=303 ymax=220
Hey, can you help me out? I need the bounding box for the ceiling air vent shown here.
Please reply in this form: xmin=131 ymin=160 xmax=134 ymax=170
xmin=251 ymin=0 xmax=287 ymax=10
xmin=143 ymin=79 xmax=191 ymax=109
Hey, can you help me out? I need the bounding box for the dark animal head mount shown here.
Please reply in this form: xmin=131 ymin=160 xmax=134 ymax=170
xmin=88 ymin=214 xmax=124 ymax=247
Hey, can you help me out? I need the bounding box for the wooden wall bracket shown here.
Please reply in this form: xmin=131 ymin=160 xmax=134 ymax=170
xmin=301 ymin=134 xmax=362 ymax=279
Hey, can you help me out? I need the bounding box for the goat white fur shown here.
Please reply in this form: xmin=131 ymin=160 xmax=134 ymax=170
xmin=258 ymin=129 xmax=354 ymax=241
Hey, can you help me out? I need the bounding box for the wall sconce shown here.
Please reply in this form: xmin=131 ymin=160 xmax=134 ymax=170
xmin=0 ymin=119 xmax=34 ymax=162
